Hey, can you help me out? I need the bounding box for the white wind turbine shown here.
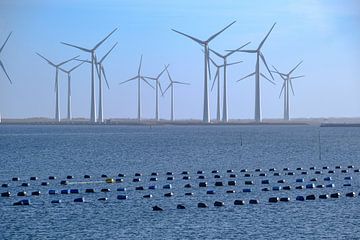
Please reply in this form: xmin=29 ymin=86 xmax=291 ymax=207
xmin=0 ymin=32 xmax=12 ymax=123
xmin=36 ymin=53 xmax=79 ymax=122
xmin=143 ymin=65 xmax=169 ymax=121
xmin=172 ymin=21 xmax=236 ymax=123
xmin=61 ymin=28 xmax=117 ymax=123
xmin=209 ymin=42 xmax=250 ymax=122
xmin=208 ymin=54 xmax=242 ymax=122
xmin=229 ymin=23 xmax=276 ymax=122
xmin=272 ymin=61 xmax=304 ymax=121
xmin=162 ymin=66 xmax=190 ymax=121
xmin=59 ymin=62 xmax=85 ymax=121
xmin=119 ymin=55 xmax=154 ymax=121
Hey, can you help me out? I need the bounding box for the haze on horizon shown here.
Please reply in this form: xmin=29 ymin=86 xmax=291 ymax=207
xmin=0 ymin=0 xmax=359 ymax=120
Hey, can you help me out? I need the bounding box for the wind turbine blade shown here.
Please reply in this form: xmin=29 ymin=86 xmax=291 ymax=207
xmin=60 ymin=42 xmax=91 ymax=52
xmin=207 ymin=52 xmax=212 ymax=81
xmin=258 ymin=22 xmax=276 ymax=50
xmin=36 ymin=52 xmax=56 ymax=67
xmin=165 ymin=67 xmax=173 ymax=83
xmin=58 ymin=67 xmax=67 ymax=74
xmin=171 ymin=29 xmax=205 ymax=45
xmin=290 ymin=75 xmax=305 ymax=80
xmin=173 ymin=81 xmax=190 ymax=85
xmin=94 ymin=55 xmax=101 ymax=79
xmin=207 ymin=20 xmax=236 ymax=42
xmin=279 ymin=82 xmax=285 ymax=98
xmin=237 ymin=72 xmax=255 ymax=82
xmin=75 ymin=59 xmax=92 ymax=64
xmin=162 ymin=84 xmax=171 ymax=96
xmin=289 ymin=60 xmax=303 ymax=75
xmin=211 ymin=70 xmax=219 ymax=92
xmin=102 ymin=66 xmax=110 ymax=89
xmin=58 ymin=55 xmax=80 ymax=66
xmin=226 ymin=49 xmax=256 ymax=53
xmin=260 ymin=73 xmax=275 ymax=85
xmin=157 ymin=64 xmax=169 ymax=79
xmin=143 ymin=76 xmax=156 ymax=80
xmin=226 ymin=61 xmax=242 ymax=67
xmin=119 ymin=76 xmax=137 ymax=85
xmin=207 ymin=52 xmax=219 ymax=67
xmin=158 ymin=81 xmax=164 ymax=95
xmin=209 ymin=48 xmax=224 ymax=59
xmin=289 ymin=79 xmax=295 ymax=96
xmin=0 ymin=60 xmax=12 ymax=84
xmin=271 ymin=65 xmax=287 ymax=80
xmin=99 ymin=42 xmax=118 ymax=63
xmin=141 ymin=77 xmax=155 ymax=89
xmin=138 ymin=55 xmax=143 ymax=75
xmin=93 ymin=28 xmax=118 ymax=50
xmin=260 ymin=52 xmax=274 ymax=80
xmin=0 ymin=32 xmax=12 ymax=53
xmin=225 ymin=41 xmax=251 ymax=57
xmin=69 ymin=61 xmax=85 ymax=72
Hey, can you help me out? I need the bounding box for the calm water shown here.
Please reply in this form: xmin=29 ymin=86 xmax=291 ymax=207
xmin=0 ymin=125 xmax=360 ymax=239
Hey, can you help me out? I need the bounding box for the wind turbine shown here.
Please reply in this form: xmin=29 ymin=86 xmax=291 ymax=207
xmin=61 ymin=28 xmax=117 ymax=123
xmin=208 ymin=54 xmax=242 ymax=122
xmin=272 ymin=61 xmax=304 ymax=121
xmin=209 ymin=41 xmax=250 ymax=122
xmin=59 ymin=62 xmax=85 ymax=121
xmin=172 ymin=21 xmax=236 ymax=123
xmin=229 ymin=23 xmax=276 ymax=122
xmin=162 ymin=66 xmax=189 ymax=121
xmin=119 ymin=55 xmax=154 ymax=121
xmin=144 ymin=65 xmax=169 ymax=121
xmin=36 ymin=53 xmax=79 ymax=122
xmin=0 ymin=32 xmax=12 ymax=123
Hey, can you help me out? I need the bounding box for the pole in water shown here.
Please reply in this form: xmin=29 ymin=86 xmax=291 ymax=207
xmin=318 ymin=130 xmax=321 ymax=160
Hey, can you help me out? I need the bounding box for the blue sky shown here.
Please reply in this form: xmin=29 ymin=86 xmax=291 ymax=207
xmin=0 ymin=0 xmax=359 ymax=119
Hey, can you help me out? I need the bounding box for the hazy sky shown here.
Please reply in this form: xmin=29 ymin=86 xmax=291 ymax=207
xmin=0 ymin=0 xmax=359 ymax=120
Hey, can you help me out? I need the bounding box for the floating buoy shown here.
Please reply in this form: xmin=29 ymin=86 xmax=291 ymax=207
xmin=301 ymin=171 xmax=308 ymax=175
xmin=60 ymin=180 xmax=68 ymax=185
xmin=66 ymin=175 xmax=74 ymax=179
xmin=151 ymin=172 xmax=158 ymax=176
xmin=335 ymin=166 xmax=341 ymax=169
xmin=296 ymin=196 xmax=305 ymax=201
xmin=280 ymin=197 xmax=290 ymax=202
xmin=269 ymin=168 xmax=276 ymax=172
xmin=133 ymin=178 xmax=141 ymax=182
xmin=135 ymin=173 xmax=142 ymax=177
xmin=306 ymin=184 xmax=315 ymax=189
xmin=354 ymin=169 xmax=360 ymax=173
xmin=244 ymin=173 xmax=252 ymax=177
xmin=70 ymin=189 xmax=79 ymax=194
xmin=228 ymin=180 xmax=236 ymax=186
xmin=185 ymin=192 xmax=194 ymax=196
xmin=330 ymin=193 xmax=340 ymax=198
xmin=41 ymin=182 xmax=49 ymax=186
xmin=310 ymin=178 xmax=317 ymax=182
xmin=152 ymin=205 xmax=163 ymax=211
xmin=344 ymin=176 xmax=352 ymax=180
xmin=197 ymin=202 xmax=208 ymax=208
xmin=272 ymin=186 xmax=281 ymax=191
xmin=17 ymin=191 xmax=27 ymax=196
xmin=143 ymin=194 xmax=152 ymax=198
xmin=12 ymin=177 xmax=20 ymax=181
xmin=117 ymin=195 xmax=128 ymax=200
xmin=273 ymin=173 xmax=281 ymax=176
xmin=13 ymin=199 xmax=30 ymax=206
xmin=74 ymin=197 xmax=85 ymax=203
xmin=183 ymin=176 xmax=190 ymax=180
xmin=101 ymin=188 xmax=111 ymax=192
xmin=215 ymin=181 xmax=223 ymax=187
xmin=324 ymin=177 xmax=332 ymax=181
xmin=309 ymin=167 xmax=316 ymax=170
xmin=277 ymin=179 xmax=285 ymax=183
xmin=105 ymin=178 xmax=115 ymax=183
xmin=30 ymin=177 xmax=38 ymax=181
xmin=85 ymin=188 xmax=95 ymax=193
xmin=199 ymin=182 xmax=207 ymax=187
xmin=249 ymin=199 xmax=259 ymax=204
xmin=316 ymin=184 xmax=324 ymax=189
xmin=287 ymin=172 xmax=294 ymax=176
xmin=184 ymin=183 xmax=192 ymax=188
xmin=48 ymin=190 xmax=57 ymax=195
xmin=343 ymin=183 xmax=351 ymax=187
xmin=234 ymin=200 xmax=245 ymax=205
xmin=314 ymin=171 xmax=322 ymax=175
xmin=345 ymin=192 xmax=355 ymax=197
xmin=296 ymin=167 xmax=303 ymax=171
xmin=262 ymin=188 xmax=270 ymax=192
xmin=1 ymin=191 xmax=11 ymax=197
xmin=84 ymin=175 xmax=91 ymax=179
xmin=227 ymin=169 xmax=234 ymax=173
xmin=117 ymin=187 xmax=126 ymax=191
xmin=61 ymin=189 xmax=70 ymax=194
xmin=255 ymin=168 xmax=262 ymax=172
xmin=181 ymin=171 xmax=189 ymax=175
xmin=214 ymin=201 xmax=224 ymax=207
xmin=295 ymin=185 xmax=304 ymax=189
xmin=197 ymin=170 xmax=204 ymax=174
xmin=211 ymin=170 xmax=219 ymax=174
xmin=229 ymin=174 xmax=237 ymax=178
xmin=326 ymin=184 xmax=335 ymax=188
xmin=115 ymin=178 xmax=123 ymax=183
xmin=135 ymin=186 xmax=144 ymax=191
xmin=21 ymin=182 xmax=29 ymax=187
xmin=49 ymin=176 xmax=56 ymax=180
xmin=269 ymin=197 xmax=279 ymax=203
xmin=164 ymin=192 xmax=174 ymax=197
xmin=167 ymin=176 xmax=174 ymax=181
xmin=259 ymin=173 xmax=267 ymax=177
xmin=177 ymin=204 xmax=186 ymax=209
xmin=341 ymin=170 xmax=348 ymax=173
xmin=101 ymin=174 xmax=108 ymax=178
xmin=198 ymin=176 xmax=205 ymax=179
xmin=166 ymin=172 xmax=173 ymax=176
xmin=226 ymin=190 xmax=235 ymax=194
xmin=322 ymin=166 xmax=329 ymax=170
xmin=51 ymin=200 xmax=61 ymax=204
xmin=283 ymin=186 xmax=291 ymax=190
xmin=98 ymin=197 xmax=107 ymax=201
xmin=1 ymin=183 xmax=9 ymax=187
xmin=319 ymin=194 xmax=329 ymax=199
xmin=296 ymin=178 xmax=304 ymax=183
xmin=148 ymin=186 xmax=156 ymax=190
xmin=150 ymin=177 xmax=158 ymax=182
xmin=243 ymin=188 xmax=252 ymax=193
xmin=118 ymin=173 xmax=125 ymax=177
xmin=306 ymin=195 xmax=316 ymax=200
xmin=214 ymin=175 xmax=221 ymax=179
xmin=240 ymin=169 xmax=248 ymax=173
xmin=206 ymin=190 xmax=215 ymax=195
xmin=348 ymin=165 xmax=354 ymax=169
xmin=163 ymin=184 xmax=172 ymax=189
xmin=245 ymin=181 xmax=253 ymax=185
xmin=283 ymin=168 xmax=289 ymax=171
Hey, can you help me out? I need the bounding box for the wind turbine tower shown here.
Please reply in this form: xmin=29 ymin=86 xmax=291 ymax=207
xmin=36 ymin=53 xmax=79 ymax=122
xmin=272 ymin=61 xmax=304 ymax=120
xmin=61 ymin=28 xmax=117 ymax=123
xmin=172 ymin=21 xmax=236 ymax=123
xmin=0 ymin=32 xmax=13 ymax=123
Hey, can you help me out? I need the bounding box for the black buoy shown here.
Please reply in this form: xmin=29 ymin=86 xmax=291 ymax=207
xmin=101 ymin=174 xmax=108 ymax=178
xmin=244 ymin=173 xmax=252 ymax=177
xmin=150 ymin=177 xmax=158 ymax=182
xmin=184 ymin=183 xmax=192 ymax=188
xmin=185 ymin=192 xmax=194 ymax=196
xmin=211 ymin=170 xmax=219 ymax=174
xmin=354 ymin=169 xmax=360 ymax=173
xmin=319 ymin=194 xmax=329 ymax=199
xmin=133 ymin=178 xmax=141 ymax=182
xmin=163 ymin=184 xmax=172 ymax=189
xmin=280 ymin=197 xmax=290 ymax=202
xmin=296 ymin=167 xmax=303 ymax=171
xmin=301 ymin=171 xmax=308 ymax=175
xmin=13 ymin=199 xmax=30 ymax=206
xmin=344 ymin=176 xmax=352 ymax=180
xmin=151 ymin=172 xmax=158 ymax=176
xmin=166 ymin=172 xmax=173 ymax=176
xmin=177 ymin=204 xmax=186 ymax=209
xmin=310 ymin=178 xmax=317 ymax=182
xmin=41 ymin=182 xmax=49 ymax=186
xmin=335 ymin=166 xmax=341 ymax=169
xmin=148 ymin=186 xmax=156 ymax=190
xmin=345 ymin=192 xmax=355 ymax=197
xmin=234 ymin=200 xmax=245 ymax=205
xmin=330 ymin=193 xmax=340 ymax=198
xmin=269 ymin=168 xmax=276 ymax=172
xmin=348 ymin=165 xmax=354 ymax=169
xmin=30 ymin=177 xmax=38 ymax=181
xmin=74 ymin=197 xmax=85 ymax=203
xmin=85 ymin=188 xmax=95 ymax=193
xmin=244 ymin=181 xmax=253 ymax=185
xmin=66 ymin=175 xmax=74 ymax=179
xmin=322 ymin=166 xmax=329 ymax=170
xmin=101 ymin=188 xmax=110 ymax=192
xmin=295 ymin=185 xmax=304 ymax=189
xmin=197 ymin=170 xmax=204 ymax=174
xmin=48 ymin=190 xmax=57 ymax=195
xmin=98 ymin=197 xmax=107 ymax=201
xmin=215 ymin=181 xmax=223 ymax=187
xmin=262 ymin=188 xmax=270 ymax=192
xmin=167 ymin=176 xmax=174 ymax=181
xmin=228 ymin=180 xmax=236 ymax=186
xmin=12 ymin=177 xmax=20 ymax=181
xmin=296 ymin=178 xmax=304 ymax=183
xmin=249 ymin=199 xmax=259 ymax=204
xmin=287 ymin=172 xmax=294 ymax=176
xmin=283 ymin=186 xmax=291 ymax=190
xmin=269 ymin=197 xmax=279 ymax=203
xmin=115 ymin=178 xmax=123 ymax=183
xmin=1 ymin=191 xmax=11 ymax=197
xmin=324 ymin=177 xmax=332 ymax=181
xmin=255 ymin=168 xmax=262 ymax=172
xmin=199 ymin=182 xmax=207 ymax=187
xmin=296 ymin=196 xmax=305 ymax=201
xmin=61 ymin=189 xmax=70 ymax=194
xmin=240 ymin=169 xmax=248 ymax=173
xmin=164 ymin=192 xmax=174 ymax=197
xmin=49 ymin=176 xmax=56 ymax=180
xmin=117 ymin=187 xmax=126 ymax=191
xmin=261 ymin=180 xmax=269 ymax=184
xmin=309 ymin=167 xmax=316 ymax=170
xmin=1 ymin=183 xmax=9 ymax=188
xmin=227 ymin=169 xmax=234 ymax=173
xmin=326 ymin=184 xmax=335 ymax=188
xmin=306 ymin=184 xmax=315 ymax=189
xmin=197 ymin=202 xmax=208 ymax=208
xmin=143 ymin=194 xmax=153 ymax=198
xmin=214 ymin=175 xmax=221 ymax=179
xmin=229 ymin=174 xmax=237 ymax=178
xmin=181 ymin=171 xmax=189 ymax=175
xmin=51 ymin=200 xmax=61 ymax=204
xmin=243 ymin=188 xmax=252 ymax=193
xmin=315 ymin=171 xmax=322 ymax=175
xmin=226 ymin=190 xmax=235 ymax=194
xmin=277 ymin=179 xmax=285 ymax=183
xmin=31 ymin=191 xmax=41 ymax=196
xmin=152 ymin=205 xmax=163 ymax=211
xmin=273 ymin=173 xmax=281 ymax=176
xmin=183 ymin=176 xmax=190 ymax=180
xmin=60 ymin=180 xmax=68 ymax=185
xmin=272 ymin=186 xmax=281 ymax=191
xmin=17 ymin=191 xmax=27 ymax=196
xmin=135 ymin=173 xmax=142 ymax=177
xmin=341 ymin=169 xmax=348 ymax=173
xmin=283 ymin=167 xmax=289 ymax=171
xmin=198 ymin=175 xmax=205 ymax=179
xmin=84 ymin=175 xmax=91 ymax=179
xmin=21 ymin=182 xmax=30 ymax=187
xmin=343 ymin=183 xmax=351 ymax=187
xmin=214 ymin=201 xmax=224 ymax=207
xmin=206 ymin=190 xmax=215 ymax=195
xmin=117 ymin=195 xmax=128 ymax=200
xmin=118 ymin=173 xmax=125 ymax=177
xmin=306 ymin=194 xmax=316 ymax=200
xmin=135 ymin=186 xmax=144 ymax=191
xmin=70 ymin=189 xmax=80 ymax=194
xmin=316 ymin=184 xmax=324 ymax=189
